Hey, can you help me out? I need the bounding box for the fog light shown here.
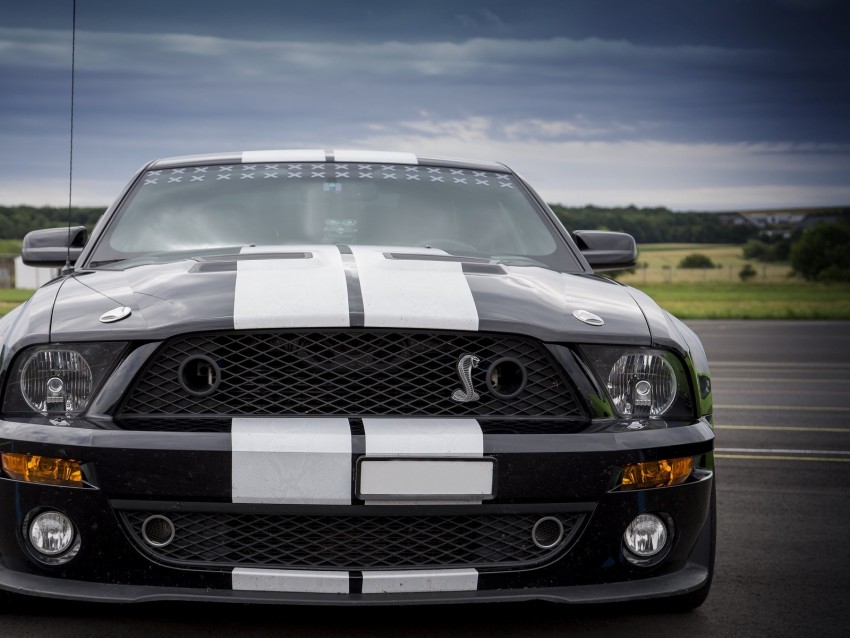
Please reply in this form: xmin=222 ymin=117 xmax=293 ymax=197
xmin=2 ymin=453 xmax=83 ymax=486
xmin=624 ymin=513 xmax=668 ymax=558
xmin=620 ymin=457 xmax=693 ymax=490
xmin=28 ymin=511 xmax=75 ymax=556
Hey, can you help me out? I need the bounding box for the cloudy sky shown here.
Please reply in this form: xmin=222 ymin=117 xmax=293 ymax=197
xmin=1 ymin=0 xmax=848 ymax=210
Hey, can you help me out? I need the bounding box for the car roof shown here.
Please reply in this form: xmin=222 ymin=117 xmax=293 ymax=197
xmin=149 ymin=149 xmax=511 ymax=173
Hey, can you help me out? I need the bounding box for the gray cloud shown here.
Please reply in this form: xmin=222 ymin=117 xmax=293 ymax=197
xmin=2 ymin=27 xmax=843 ymax=144
xmin=0 ymin=0 xmax=848 ymax=209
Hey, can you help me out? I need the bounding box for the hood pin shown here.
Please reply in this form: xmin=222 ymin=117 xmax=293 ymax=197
xmin=99 ymin=306 xmax=132 ymax=323
xmin=572 ymin=309 xmax=604 ymax=326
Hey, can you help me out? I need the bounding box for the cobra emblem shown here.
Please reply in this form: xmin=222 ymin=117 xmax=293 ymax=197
xmin=451 ymin=354 xmax=481 ymax=403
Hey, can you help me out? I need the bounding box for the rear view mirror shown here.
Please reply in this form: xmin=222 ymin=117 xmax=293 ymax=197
xmin=21 ymin=226 xmax=88 ymax=268
xmin=572 ymin=230 xmax=637 ymax=272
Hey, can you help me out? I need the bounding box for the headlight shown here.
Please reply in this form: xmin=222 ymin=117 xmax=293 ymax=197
xmin=20 ymin=349 xmax=93 ymax=413
xmin=3 ymin=343 xmax=127 ymax=417
xmin=608 ymin=353 xmax=676 ymax=417
xmin=581 ymin=346 xmax=694 ymax=420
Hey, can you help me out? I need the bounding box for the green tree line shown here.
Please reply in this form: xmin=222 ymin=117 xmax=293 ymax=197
xmin=550 ymin=204 xmax=757 ymax=244
xmin=0 ymin=206 xmax=105 ymax=240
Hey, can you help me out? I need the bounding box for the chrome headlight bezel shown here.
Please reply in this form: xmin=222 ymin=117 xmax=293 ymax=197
xmin=2 ymin=342 xmax=128 ymax=418
xmin=580 ymin=346 xmax=695 ymax=420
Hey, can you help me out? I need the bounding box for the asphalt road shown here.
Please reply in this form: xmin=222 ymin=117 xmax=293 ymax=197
xmin=2 ymin=321 xmax=849 ymax=637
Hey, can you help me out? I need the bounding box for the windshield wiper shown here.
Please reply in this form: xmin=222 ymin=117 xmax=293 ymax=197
xmin=492 ymin=255 xmax=550 ymax=268
xmin=87 ymin=246 xmax=250 ymax=270
xmin=87 ymin=258 xmax=127 ymax=268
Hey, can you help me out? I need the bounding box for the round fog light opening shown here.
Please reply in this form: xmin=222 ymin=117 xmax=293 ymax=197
xmin=29 ymin=511 xmax=75 ymax=556
xmin=624 ymin=513 xmax=668 ymax=558
xmin=532 ymin=516 xmax=564 ymax=549
xmin=141 ymin=514 xmax=176 ymax=547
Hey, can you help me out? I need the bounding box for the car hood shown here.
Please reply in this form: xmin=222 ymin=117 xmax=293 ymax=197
xmin=50 ymin=246 xmax=652 ymax=345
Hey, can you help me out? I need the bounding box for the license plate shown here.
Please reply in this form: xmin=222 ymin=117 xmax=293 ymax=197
xmin=357 ymin=457 xmax=496 ymax=501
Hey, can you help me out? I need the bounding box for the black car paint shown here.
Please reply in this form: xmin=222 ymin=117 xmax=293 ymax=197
xmin=0 ymin=153 xmax=714 ymax=606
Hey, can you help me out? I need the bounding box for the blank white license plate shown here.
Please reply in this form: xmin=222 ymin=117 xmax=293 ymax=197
xmin=357 ymin=458 xmax=496 ymax=501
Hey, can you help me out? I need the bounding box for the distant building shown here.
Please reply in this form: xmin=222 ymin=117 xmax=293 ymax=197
xmin=14 ymin=256 xmax=59 ymax=289
xmin=712 ymin=206 xmax=846 ymax=237
xmin=714 ymin=212 xmax=751 ymax=226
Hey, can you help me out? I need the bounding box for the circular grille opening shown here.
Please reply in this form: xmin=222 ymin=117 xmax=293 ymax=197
xmin=531 ymin=516 xmax=564 ymax=549
xmin=486 ymin=357 xmax=527 ymax=399
xmin=178 ymin=355 xmax=221 ymax=396
xmin=141 ymin=515 xmax=176 ymax=547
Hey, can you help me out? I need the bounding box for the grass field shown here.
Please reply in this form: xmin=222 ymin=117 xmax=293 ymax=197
xmin=630 ymin=282 xmax=850 ymax=319
xmin=622 ymin=243 xmax=848 ymax=318
xmin=0 ymin=288 xmax=34 ymax=317
xmin=0 ymin=240 xmax=23 ymax=254
xmin=618 ymin=243 xmax=793 ymax=284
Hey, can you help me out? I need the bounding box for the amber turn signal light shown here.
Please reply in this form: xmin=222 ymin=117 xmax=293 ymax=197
xmin=620 ymin=457 xmax=693 ymax=490
xmin=1 ymin=453 xmax=83 ymax=487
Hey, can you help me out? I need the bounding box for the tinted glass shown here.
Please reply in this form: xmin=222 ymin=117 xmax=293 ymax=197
xmin=89 ymin=162 xmax=577 ymax=270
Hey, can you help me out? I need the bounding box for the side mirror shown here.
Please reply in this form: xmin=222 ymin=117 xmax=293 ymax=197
xmin=572 ymin=230 xmax=637 ymax=272
xmin=21 ymin=226 xmax=88 ymax=268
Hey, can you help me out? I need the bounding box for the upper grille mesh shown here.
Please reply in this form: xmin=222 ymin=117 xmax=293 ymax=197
xmin=120 ymin=330 xmax=583 ymax=418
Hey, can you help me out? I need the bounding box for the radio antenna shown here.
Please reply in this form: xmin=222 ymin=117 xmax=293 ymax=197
xmin=65 ymin=0 xmax=77 ymax=273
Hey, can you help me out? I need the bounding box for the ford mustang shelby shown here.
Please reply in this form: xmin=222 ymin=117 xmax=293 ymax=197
xmin=0 ymin=149 xmax=714 ymax=609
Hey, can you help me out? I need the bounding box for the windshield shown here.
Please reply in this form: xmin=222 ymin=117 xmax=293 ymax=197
xmin=88 ymin=162 xmax=578 ymax=270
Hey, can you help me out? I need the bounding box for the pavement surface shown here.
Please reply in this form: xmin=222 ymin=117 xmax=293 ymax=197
xmin=2 ymin=321 xmax=849 ymax=636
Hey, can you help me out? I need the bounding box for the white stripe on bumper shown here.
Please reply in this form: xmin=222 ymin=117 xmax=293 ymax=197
xmin=362 ymin=418 xmax=483 ymax=456
xmin=232 ymin=568 xmax=349 ymax=594
xmin=351 ymin=247 xmax=479 ymax=330
xmin=231 ymin=418 xmax=352 ymax=504
xmin=234 ymin=246 xmax=349 ymax=329
xmin=230 ymin=568 xmax=479 ymax=594
xmin=362 ymin=569 xmax=479 ymax=594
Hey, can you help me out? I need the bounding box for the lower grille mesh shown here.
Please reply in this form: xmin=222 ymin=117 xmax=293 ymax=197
xmin=120 ymin=510 xmax=586 ymax=570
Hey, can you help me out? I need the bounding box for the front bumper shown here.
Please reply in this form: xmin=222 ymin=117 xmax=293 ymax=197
xmin=0 ymin=418 xmax=714 ymax=605
xmin=0 ymin=561 xmax=710 ymax=605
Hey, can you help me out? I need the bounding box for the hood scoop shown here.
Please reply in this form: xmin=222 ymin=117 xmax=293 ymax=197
xmin=190 ymin=251 xmax=313 ymax=273
xmin=383 ymin=252 xmax=506 ymax=275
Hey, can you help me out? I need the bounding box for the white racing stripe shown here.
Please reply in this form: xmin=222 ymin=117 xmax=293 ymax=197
xmin=351 ymin=247 xmax=479 ymax=330
xmin=232 ymin=418 xmax=352 ymax=504
xmin=363 ymin=418 xmax=483 ymax=456
xmin=231 ymin=568 xmax=479 ymax=594
xmin=361 ymin=418 xmax=485 ymax=504
xmin=234 ymin=246 xmax=349 ymax=329
xmin=230 ymin=419 xmax=485 ymax=593
xmin=232 ymin=568 xmax=349 ymax=594
xmin=241 ymin=149 xmax=325 ymax=163
xmin=362 ymin=569 xmax=478 ymax=594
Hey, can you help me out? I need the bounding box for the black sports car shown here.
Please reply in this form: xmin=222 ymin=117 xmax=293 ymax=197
xmin=0 ymin=150 xmax=714 ymax=609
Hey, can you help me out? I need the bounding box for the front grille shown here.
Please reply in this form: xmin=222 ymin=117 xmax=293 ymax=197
xmin=120 ymin=510 xmax=586 ymax=570
xmin=120 ymin=330 xmax=584 ymax=419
